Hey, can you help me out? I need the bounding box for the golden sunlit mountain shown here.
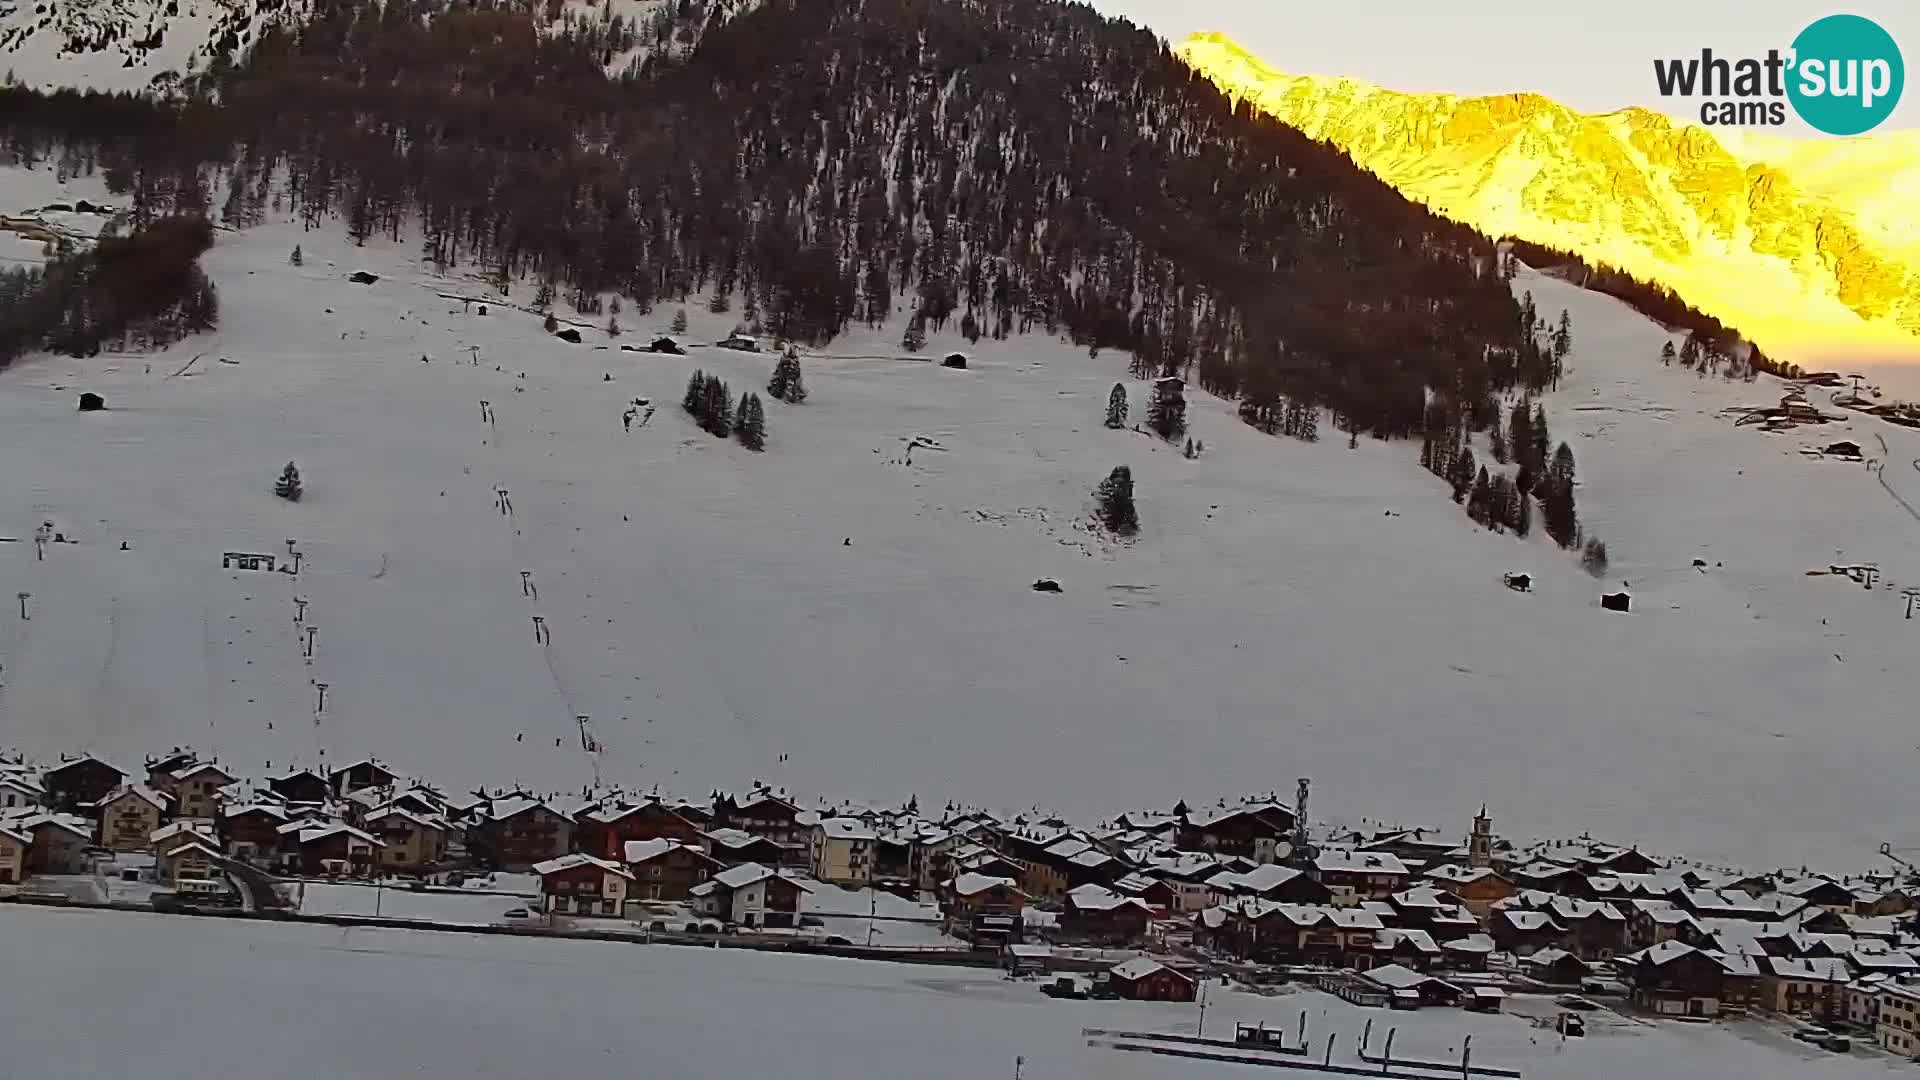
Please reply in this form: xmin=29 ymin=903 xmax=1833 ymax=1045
xmin=1177 ymin=32 xmax=1920 ymax=368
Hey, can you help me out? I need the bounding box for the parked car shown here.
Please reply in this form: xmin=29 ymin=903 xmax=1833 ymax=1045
xmin=502 ymin=907 xmax=530 ymax=920
xmin=1041 ymin=976 xmax=1089 ymax=999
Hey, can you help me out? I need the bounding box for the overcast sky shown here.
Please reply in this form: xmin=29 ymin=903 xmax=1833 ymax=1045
xmin=1093 ymin=1 xmax=1917 ymax=133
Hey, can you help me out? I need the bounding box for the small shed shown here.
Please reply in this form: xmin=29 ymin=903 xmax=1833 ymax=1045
xmin=1601 ymin=591 xmax=1632 ymax=612
xmin=555 ymin=328 xmax=582 ymax=344
xmin=77 ymin=392 xmax=105 ymax=412
xmin=1465 ymin=986 xmax=1507 ymax=1013
xmin=1823 ymin=441 xmax=1863 ymax=459
xmin=1032 ymin=579 xmax=1062 ymax=593
xmin=1502 ymin=572 xmax=1531 ymax=593
xmin=347 ymin=271 xmax=380 ymax=285
xmin=942 ymin=352 xmax=969 ymax=369
xmin=649 ymin=336 xmax=686 ymax=355
xmin=1107 ymin=958 xmax=1197 ymax=1002
xmin=719 ymin=333 xmax=761 ymax=352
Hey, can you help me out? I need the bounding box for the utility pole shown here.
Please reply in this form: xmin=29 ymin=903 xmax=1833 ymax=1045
xmin=521 ymin=571 xmax=535 ymax=599
xmin=304 ymin=625 xmax=318 ymax=657
xmin=315 ymin=683 xmax=329 ymax=713
xmin=16 ymin=592 xmax=29 ymax=620
xmin=532 ymin=615 xmax=547 ymax=644
xmin=294 ymin=597 xmax=308 ymax=624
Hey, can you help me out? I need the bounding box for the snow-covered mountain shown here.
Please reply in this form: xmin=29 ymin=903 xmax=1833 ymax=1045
xmin=5 ymin=162 xmax=1920 ymax=871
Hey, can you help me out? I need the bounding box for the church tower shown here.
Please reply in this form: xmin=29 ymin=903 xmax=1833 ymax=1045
xmin=1468 ymin=805 xmax=1493 ymax=870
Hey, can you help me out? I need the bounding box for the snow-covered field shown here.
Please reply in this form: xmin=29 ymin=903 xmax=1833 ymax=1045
xmin=4 ymin=161 xmax=1920 ymax=871
xmin=0 ymin=905 xmax=1894 ymax=1080
xmin=289 ymin=881 xmax=534 ymax=924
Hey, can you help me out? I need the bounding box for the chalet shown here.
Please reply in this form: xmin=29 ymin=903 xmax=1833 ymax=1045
xmin=1359 ymin=828 xmax=1462 ymax=867
xmin=1207 ymin=863 xmax=1331 ymax=906
xmin=470 ymin=797 xmax=574 ymax=870
xmin=1365 ymin=964 xmax=1463 ymax=1007
xmin=279 ymin=822 xmax=382 ymax=877
xmin=1520 ymin=948 xmax=1592 ymax=986
xmin=1876 ymin=982 xmax=1920 ymax=1059
xmin=1776 ymin=877 xmax=1860 ymax=915
xmin=1491 ymin=909 xmax=1569 ymax=956
xmin=1440 ymin=933 xmax=1496 ymax=972
xmin=711 ymin=790 xmax=808 ymax=862
xmin=809 ymin=817 xmax=878 ymax=886
xmin=42 ymin=756 xmax=125 ymax=813
xmin=689 ymin=862 xmax=810 ymax=929
xmin=1215 ymin=902 xmax=1384 ymax=967
xmin=578 ymin=800 xmax=703 ymax=861
xmin=159 ymin=762 xmax=233 ymax=820
xmin=533 ymin=853 xmax=634 ymax=917
xmin=149 ymin=821 xmax=220 ymax=860
xmin=1628 ymin=901 xmax=1701 ymax=949
xmin=268 ymin=769 xmax=332 ymax=805
xmin=1107 ymin=958 xmax=1197 ymax=1002
xmin=0 ymin=826 xmax=27 ymax=886
xmin=998 ymin=831 xmax=1077 ymax=900
xmin=157 ymin=841 xmax=225 ymax=895
xmin=1373 ymin=929 xmax=1444 ymax=971
xmin=1628 ymin=941 xmax=1760 ymax=1017
xmin=364 ymin=808 xmax=450 ymax=872
xmin=1759 ymin=957 xmax=1852 ymax=1022
xmin=1060 ymin=884 xmax=1154 ymax=945
xmin=1311 ymin=849 xmax=1411 ymax=905
xmin=19 ymin=814 xmax=92 ymax=873
xmin=95 ymin=785 xmax=172 ymax=852
xmin=1545 ymin=898 xmax=1630 ymax=960
xmin=1508 ymin=860 xmax=1590 ymax=895
xmin=701 ymin=828 xmax=786 ymax=868
xmin=622 ymin=838 xmax=720 ymax=902
xmin=718 ymin=333 xmax=761 ymax=352
xmin=1178 ymin=802 xmax=1296 ymax=863
xmin=328 ymin=760 xmax=396 ymax=797
xmin=941 ymin=872 xmax=1029 ymax=945
xmin=144 ymin=751 xmax=201 ymax=787
xmin=0 ymin=774 xmax=42 ymax=810
xmin=1421 ymin=864 xmax=1516 ymax=917
xmin=221 ymin=803 xmax=291 ymax=864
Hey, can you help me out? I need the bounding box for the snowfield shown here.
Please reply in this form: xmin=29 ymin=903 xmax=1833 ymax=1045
xmin=4 ymin=162 xmax=1920 ymax=872
xmin=0 ymin=905 xmax=1897 ymax=1080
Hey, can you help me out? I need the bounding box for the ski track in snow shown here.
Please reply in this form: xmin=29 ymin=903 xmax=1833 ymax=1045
xmin=3 ymin=163 xmax=1920 ymax=870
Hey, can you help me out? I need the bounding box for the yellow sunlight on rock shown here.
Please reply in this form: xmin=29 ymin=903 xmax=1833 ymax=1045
xmin=1176 ymin=32 xmax=1920 ymax=371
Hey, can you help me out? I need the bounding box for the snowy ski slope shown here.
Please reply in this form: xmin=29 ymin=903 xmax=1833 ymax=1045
xmin=3 ymin=163 xmax=1919 ymax=871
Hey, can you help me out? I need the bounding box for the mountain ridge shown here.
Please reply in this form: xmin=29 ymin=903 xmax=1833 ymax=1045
xmin=1176 ymin=31 xmax=1920 ymax=369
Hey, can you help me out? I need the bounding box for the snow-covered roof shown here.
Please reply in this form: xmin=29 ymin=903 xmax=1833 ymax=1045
xmin=1067 ymin=849 xmax=1115 ymax=869
xmin=224 ymin=801 xmax=290 ymax=821
xmin=1111 ymin=957 xmax=1181 ymax=981
xmin=702 ymin=827 xmax=772 ymax=849
xmin=1065 ymin=884 xmax=1152 ymax=913
xmin=1233 ymin=864 xmax=1306 ymax=893
xmin=1423 ymin=863 xmax=1501 ymax=886
xmin=149 ymin=821 xmax=218 ymax=844
xmin=532 ymin=853 xmax=633 ymax=879
xmin=98 ymin=784 xmax=171 ymax=812
xmin=1392 ymin=886 xmax=1455 ymax=909
xmin=161 ymin=840 xmax=225 ymax=862
xmin=0 ymin=826 xmax=30 ymax=846
xmin=816 ymin=818 xmax=878 ymax=841
xmin=1548 ymin=897 xmax=1625 ymax=922
xmin=1443 ymin=933 xmax=1495 ymax=954
xmin=1498 ymin=910 xmax=1563 ymax=932
xmin=1522 ymin=947 xmax=1583 ymax=968
xmin=708 ymin=862 xmax=811 ymax=892
xmin=951 ymin=872 xmax=1021 ymax=898
xmin=1366 ymin=964 xmax=1457 ymax=992
xmin=1634 ymin=940 xmax=1701 ymax=967
xmin=1767 ymin=957 xmax=1853 ymax=982
xmin=487 ymin=796 xmax=560 ymax=822
xmin=293 ymin=823 xmax=383 ymax=847
xmin=1042 ymin=836 xmax=1092 ymax=860
xmin=363 ymin=807 xmax=450 ymax=832
xmin=171 ymin=762 xmax=233 ymax=783
xmin=623 ymin=838 xmax=710 ymax=865
xmin=1314 ymin=849 xmax=1408 ymax=875
xmin=1376 ymin=928 xmax=1441 ymax=954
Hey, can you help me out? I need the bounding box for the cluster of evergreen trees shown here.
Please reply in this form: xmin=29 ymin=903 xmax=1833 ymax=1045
xmin=1094 ymin=465 xmax=1138 ymax=536
xmin=0 ymin=215 xmax=218 ymax=368
xmin=1421 ymin=393 xmax=1584 ymax=549
xmin=683 ymin=369 xmax=766 ymax=449
xmin=1145 ymin=379 xmax=1186 ymax=442
xmin=765 ymin=351 xmax=807 ymax=404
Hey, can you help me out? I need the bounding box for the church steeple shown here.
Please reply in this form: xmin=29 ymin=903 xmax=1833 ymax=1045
xmin=1468 ymin=805 xmax=1493 ymax=870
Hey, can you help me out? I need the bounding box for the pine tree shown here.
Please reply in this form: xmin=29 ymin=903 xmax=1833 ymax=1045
xmin=1553 ymin=309 xmax=1572 ymax=359
xmin=1543 ymin=442 xmax=1580 ymax=548
xmin=606 ymin=316 xmax=621 ymax=338
xmin=702 ymin=376 xmax=732 ymax=438
xmin=274 ymin=461 xmax=303 ymax=502
xmin=1680 ymin=334 xmax=1701 ymax=368
xmin=671 ymin=308 xmax=689 ymax=334
xmin=543 ymin=312 xmax=559 ymax=333
xmin=960 ymin=310 xmax=980 ymax=343
xmin=1183 ymin=437 xmax=1197 ymax=459
xmin=1514 ymin=484 xmax=1533 ymax=537
xmin=1146 ymin=378 xmax=1187 ymax=442
xmin=902 ymin=313 xmax=927 ymax=353
xmin=1488 ymin=414 xmax=1509 ymax=464
xmin=767 ymin=356 xmax=790 ymax=400
xmin=289 ymin=245 xmax=302 ymax=267
xmin=708 ymin=289 xmax=730 ymax=314
xmin=1659 ymin=341 xmax=1676 ymax=366
xmin=683 ymin=369 xmax=706 ymax=415
xmin=1582 ymin=536 xmax=1609 ymax=577
xmin=1509 ymin=400 xmax=1533 ymax=469
xmin=1530 ymin=405 xmax=1551 ymax=474
xmin=1104 ymin=383 xmax=1128 ymax=429
xmin=783 ymin=358 xmax=807 ymax=404
xmin=1451 ymin=446 xmax=1477 ymax=504
xmin=1468 ymin=466 xmax=1493 ymax=524
xmin=1297 ymin=402 xmax=1319 ymax=442
xmin=534 ymin=280 xmax=555 ymax=309
xmin=736 ymin=392 xmax=766 ymax=451
xmin=1094 ymin=465 xmax=1139 ymax=536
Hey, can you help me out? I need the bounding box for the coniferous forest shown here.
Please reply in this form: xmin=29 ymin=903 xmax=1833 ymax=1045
xmin=0 ymin=0 xmax=1668 ymax=542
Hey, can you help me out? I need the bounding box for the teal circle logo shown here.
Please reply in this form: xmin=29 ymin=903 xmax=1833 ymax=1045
xmin=1788 ymin=14 xmax=1904 ymax=135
